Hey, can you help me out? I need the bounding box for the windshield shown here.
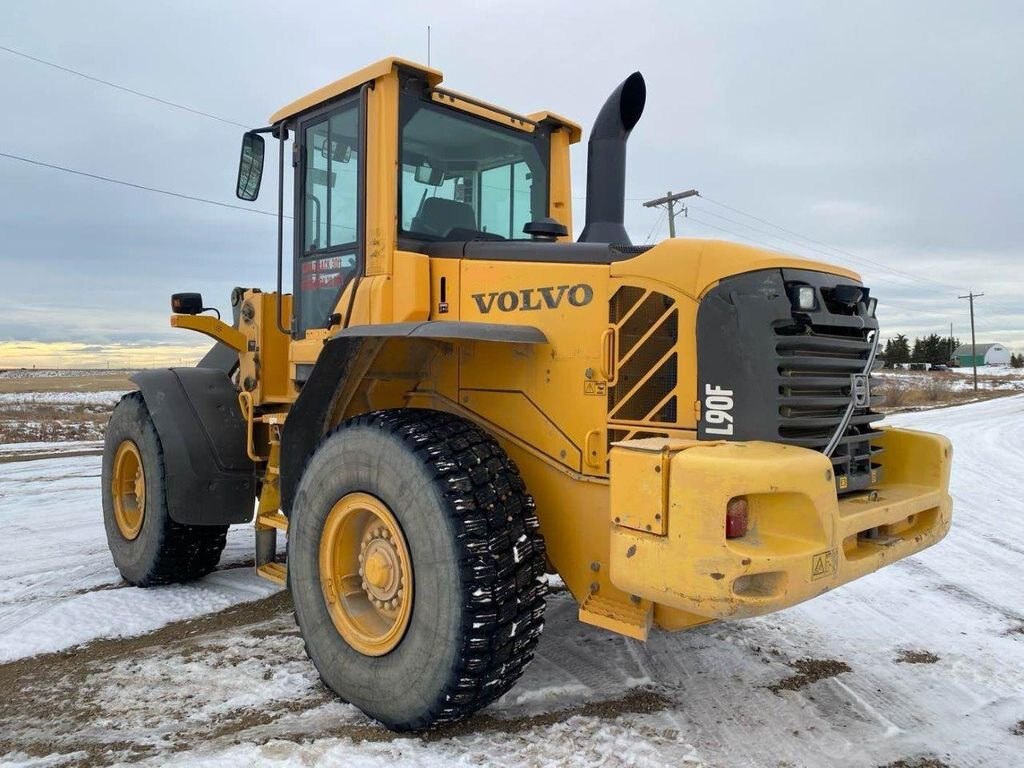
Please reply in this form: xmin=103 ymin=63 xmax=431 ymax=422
xmin=399 ymin=100 xmax=549 ymax=241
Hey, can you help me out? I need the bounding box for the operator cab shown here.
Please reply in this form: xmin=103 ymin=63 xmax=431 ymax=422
xmin=233 ymin=57 xmax=639 ymax=336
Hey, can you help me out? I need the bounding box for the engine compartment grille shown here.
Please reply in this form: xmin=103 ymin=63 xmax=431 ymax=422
xmin=696 ymin=268 xmax=883 ymax=495
xmin=607 ymin=286 xmax=681 ymax=445
xmin=775 ymin=321 xmax=882 ymax=492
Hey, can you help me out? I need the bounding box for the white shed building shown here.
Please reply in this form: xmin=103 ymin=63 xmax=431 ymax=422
xmin=953 ymin=342 xmax=1011 ymax=367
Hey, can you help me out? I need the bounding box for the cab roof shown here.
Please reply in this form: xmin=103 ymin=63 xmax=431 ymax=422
xmin=269 ymin=56 xmax=582 ymax=142
xmin=270 ymin=57 xmax=441 ymax=124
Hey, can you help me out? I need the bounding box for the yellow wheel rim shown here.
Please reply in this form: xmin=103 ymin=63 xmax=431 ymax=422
xmin=112 ymin=440 xmax=145 ymax=540
xmin=319 ymin=492 xmax=413 ymax=656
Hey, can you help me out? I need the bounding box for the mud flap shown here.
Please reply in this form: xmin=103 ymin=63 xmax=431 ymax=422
xmin=131 ymin=368 xmax=255 ymax=526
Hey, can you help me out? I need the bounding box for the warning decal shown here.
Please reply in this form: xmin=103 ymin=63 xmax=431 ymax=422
xmin=811 ymin=550 xmax=836 ymax=581
xmin=583 ymin=380 xmax=607 ymax=396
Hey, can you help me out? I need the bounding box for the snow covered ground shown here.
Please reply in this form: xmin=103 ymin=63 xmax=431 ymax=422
xmin=874 ymin=366 xmax=1024 ymax=393
xmin=0 ymin=370 xmax=136 ymax=380
xmin=1 ymin=396 xmax=1023 ymax=766
xmin=0 ymin=456 xmax=277 ymax=662
xmin=0 ymin=391 xmax=127 ymax=407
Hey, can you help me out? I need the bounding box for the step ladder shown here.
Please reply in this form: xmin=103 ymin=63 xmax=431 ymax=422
xmin=243 ymin=402 xmax=289 ymax=586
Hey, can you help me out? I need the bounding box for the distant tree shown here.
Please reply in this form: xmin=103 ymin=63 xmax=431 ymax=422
xmin=908 ymin=334 xmax=959 ymax=366
xmin=882 ymin=338 xmax=896 ymax=368
xmin=885 ymin=334 xmax=911 ymax=366
xmin=924 ymin=333 xmax=949 ymax=365
xmin=1012 ymin=353 xmax=1024 ymax=369
xmin=911 ymin=337 xmax=926 ymax=364
xmin=939 ymin=336 xmax=960 ymax=363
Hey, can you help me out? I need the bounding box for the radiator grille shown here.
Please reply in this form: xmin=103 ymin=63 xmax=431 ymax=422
xmin=775 ymin=321 xmax=882 ymax=491
xmin=696 ymin=269 xmax=883 ymax=495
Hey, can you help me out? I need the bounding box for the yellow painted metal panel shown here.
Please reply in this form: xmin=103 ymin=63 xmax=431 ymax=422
xmin=608 ymin=429 xmax=952 ymax=620
xmin=608 ymin=441 xmax=670 ymax=535
xmin=461 ymin=389 xmax=581 ymax=470
xmin=170 ymin=314 xmax=247 ymax=353
xmin=270 ymin=57 xmax=442 ymax=124
xmin=430 ymin=90 xmax=536 ymax=133
xmin=365 ymin=73 xmax=399 ymax=278
xmin=458 ymin=259 xmax=610 ymax=474
xmin=547 ymin=127 xmax=575 ymax=240
xmin=391 ymin=250 xmax=430 ymax=322
xmin=527 ymin=111 xmax=583 ymax=143
xmin=610 ymin=238 xmax=862 ymax=301
xmin=236 ymin=291 xmax=294 ymax=404
xmin=428 ymin=258 xmax=461 ymax=320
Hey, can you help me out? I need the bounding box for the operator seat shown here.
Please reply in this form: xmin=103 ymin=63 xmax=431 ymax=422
xmin=412 ymin=197 xmax=477 ymax=238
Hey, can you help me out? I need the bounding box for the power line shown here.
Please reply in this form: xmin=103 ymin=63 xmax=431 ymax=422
xmin=689 ymin=201 xmax=955 ymax=296
xmin=686 ymin=213 xmax=792 ymax=252
xmin=682 ymin=213 xmax=943 ymax=319
xmin=0 ymin=150 xmax=286 ymax=218
xmin=690 ymin=203 xmax=860 ymax=263
xmin=697 ymin=193 xmax=960 ymax=293
xmin=0 ymin=43 xmax=250 ymax=129
xmin=643 ymin=208 xmax=666 ymax=243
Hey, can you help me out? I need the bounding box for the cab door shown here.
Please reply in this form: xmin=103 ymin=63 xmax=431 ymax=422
xmin=293 ymin=97 xmax=363 ymax=335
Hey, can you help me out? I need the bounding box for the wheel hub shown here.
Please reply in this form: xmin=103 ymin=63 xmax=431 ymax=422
xmin=112 ymin=440 xmax=145 ymax=540
xmin=360 ymin=530 xmax=403 ymax=609
xmin=319 ymin=492 xmax=413 ymax=656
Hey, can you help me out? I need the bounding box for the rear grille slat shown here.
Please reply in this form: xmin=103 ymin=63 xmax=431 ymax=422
xmin=778 ymin=395 xmax=853 ymax=407
xmin=779 ymin=412 xmax=879 ymax=430
xmin=776 ymin=336 xmax=874 ymax=354
xmin=777 ymin=356 xmax=868 ymax=372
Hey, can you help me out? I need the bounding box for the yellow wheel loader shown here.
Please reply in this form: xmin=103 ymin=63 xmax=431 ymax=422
xmin=101 ymin=57 xmax=953 ymax=730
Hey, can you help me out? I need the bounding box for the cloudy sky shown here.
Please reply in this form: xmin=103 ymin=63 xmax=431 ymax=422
xmin=1 ymin=0 xmax=1021 ymax=367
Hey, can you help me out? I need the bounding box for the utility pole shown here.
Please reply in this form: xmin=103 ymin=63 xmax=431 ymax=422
xmin=958 ymin=292 xmax=984 ymax=392
xmin=643 ymin=189 xmax=699 ymax=237
xmin=949 ymin=322 xmax=953 ymax=364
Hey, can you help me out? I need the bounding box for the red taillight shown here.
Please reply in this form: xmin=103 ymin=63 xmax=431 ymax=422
xmin=726 ymin=496 xmax=749 ymax=539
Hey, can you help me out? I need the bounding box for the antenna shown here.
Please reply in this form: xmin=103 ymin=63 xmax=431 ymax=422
xmin=427 ymin=25 xmax=431 ymax=67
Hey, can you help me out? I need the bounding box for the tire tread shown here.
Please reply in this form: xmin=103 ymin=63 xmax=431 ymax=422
xmin=309 ymin=408 xmax=548 ymax=729
xmin=106 ymin=392 xmax=227 ymax=586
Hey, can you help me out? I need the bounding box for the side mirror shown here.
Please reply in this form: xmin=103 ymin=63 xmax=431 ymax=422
xmin=236 ymin=132 xmax=265 ymax=201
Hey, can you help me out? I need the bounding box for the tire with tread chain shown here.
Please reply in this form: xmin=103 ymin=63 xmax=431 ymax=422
xmin=102 ymin=391 xmax=228 ymax=586
xmin=289 ymin=408 xmax=547 ymax=730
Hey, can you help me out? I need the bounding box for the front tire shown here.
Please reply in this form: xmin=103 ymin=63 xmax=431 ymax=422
xmin=102 ymin=392 xmax=228 ymax=586
xmin=289 ymin=409 xmax=547 ymax=730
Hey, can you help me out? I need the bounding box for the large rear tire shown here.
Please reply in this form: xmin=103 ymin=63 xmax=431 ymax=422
xmin=101 ymin=392 xmax=228 ymax=586
xmin=289 ymin=408 xmax=547 ymax=730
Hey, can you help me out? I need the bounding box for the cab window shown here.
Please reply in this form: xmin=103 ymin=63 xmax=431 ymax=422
xmin=297 ymin=103 xmax=360 ymax=332
xmin=399 ymin=99 xmax=549 ymax=241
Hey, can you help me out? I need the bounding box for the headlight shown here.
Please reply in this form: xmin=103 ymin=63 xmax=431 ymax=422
xmin=792 ymin=285 xmax=816 ymax=311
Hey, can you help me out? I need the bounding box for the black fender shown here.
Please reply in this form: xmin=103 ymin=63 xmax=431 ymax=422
xmin=130 ymin=368 xmax=255 ymax=526
xmin=279 ymin=321 xmax=549 ymax=514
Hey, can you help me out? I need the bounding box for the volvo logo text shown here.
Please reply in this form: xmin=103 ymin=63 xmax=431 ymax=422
xmin=471 ymin=284 xmax=594 ymax=314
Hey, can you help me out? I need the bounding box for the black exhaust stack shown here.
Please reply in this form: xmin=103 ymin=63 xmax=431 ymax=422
xmin=579 ymin=72 xmax=646 ymax=245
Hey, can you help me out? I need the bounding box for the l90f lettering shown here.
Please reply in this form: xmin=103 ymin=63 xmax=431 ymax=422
xmin=704 ymin=384 xmax=734 ymax=436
